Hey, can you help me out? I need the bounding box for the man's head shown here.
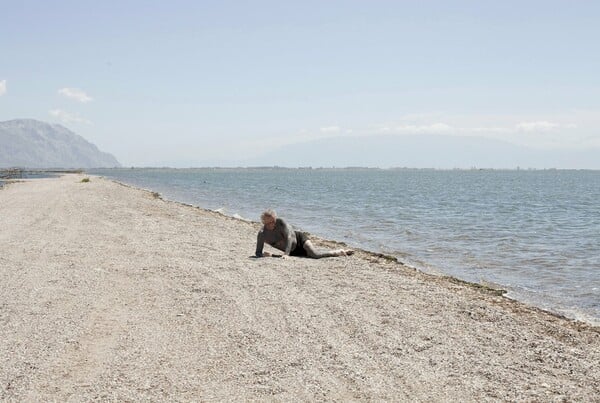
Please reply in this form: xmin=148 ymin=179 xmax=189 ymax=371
xmin=261 ymin=209 xmax=277 ymax=230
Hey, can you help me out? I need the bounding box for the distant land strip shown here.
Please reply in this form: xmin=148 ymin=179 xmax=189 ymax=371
xmin=0 ymin=168 xmax=84 ymax=179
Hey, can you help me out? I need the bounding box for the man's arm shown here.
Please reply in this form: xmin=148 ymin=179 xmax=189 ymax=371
xmin=255 ymin=230 xmax=265 ymax=257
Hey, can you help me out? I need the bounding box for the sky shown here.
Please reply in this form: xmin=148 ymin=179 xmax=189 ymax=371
xmin=1 ymin=0 xmax=599 ymax=167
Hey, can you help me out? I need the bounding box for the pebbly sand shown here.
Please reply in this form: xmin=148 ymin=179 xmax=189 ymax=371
xmin=1 ymin=174 xmax=599 ymax=401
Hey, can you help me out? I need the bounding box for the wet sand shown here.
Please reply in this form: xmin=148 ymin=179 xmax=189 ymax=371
xmin=1 ymin=174 xmax=598 ymax=401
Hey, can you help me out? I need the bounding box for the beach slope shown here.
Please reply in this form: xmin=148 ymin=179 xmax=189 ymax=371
xmin=1 ymin=175 xmax=598 ymax=401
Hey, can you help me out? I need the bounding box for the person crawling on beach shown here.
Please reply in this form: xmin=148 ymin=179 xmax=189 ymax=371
xmin=255 ymin=209 xmax=354 ymax=259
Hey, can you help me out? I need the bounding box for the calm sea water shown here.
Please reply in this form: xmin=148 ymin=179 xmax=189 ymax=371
xmin=90 ymin=168 xmax=600 ymax=324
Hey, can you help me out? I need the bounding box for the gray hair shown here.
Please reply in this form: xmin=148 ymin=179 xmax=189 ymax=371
xmin=260 ymin=209 xmax=277 ymax=223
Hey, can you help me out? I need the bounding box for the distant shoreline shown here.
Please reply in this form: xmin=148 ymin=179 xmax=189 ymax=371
xmin=88 ymin=166 xmax=600 ymax=172
xmin=0 ymin=168 xmax=84 ymax=179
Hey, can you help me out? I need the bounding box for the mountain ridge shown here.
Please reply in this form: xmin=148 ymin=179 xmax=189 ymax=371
xmin=0 ymin=119 xmax=120 ymax=168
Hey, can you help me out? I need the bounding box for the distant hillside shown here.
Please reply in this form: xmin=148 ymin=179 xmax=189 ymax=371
xmin=242 ymin=134 xmax=600 ymax=169
xmin=0 ymin=119 xmax=120 ymax=168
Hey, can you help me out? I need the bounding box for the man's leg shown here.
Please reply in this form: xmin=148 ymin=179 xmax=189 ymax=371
xmin=302 ymin=240 xmax=351 ymax=259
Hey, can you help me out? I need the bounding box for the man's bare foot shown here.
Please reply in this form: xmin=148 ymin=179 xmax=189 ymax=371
xmin=337 ymin=250 xmax=354 ymax=256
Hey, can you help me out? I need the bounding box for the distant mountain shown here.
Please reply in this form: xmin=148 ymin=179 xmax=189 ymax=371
xmin=0 ymin=119 xmax=120 ymax=168
xmin=242 ymin=134 xmax=600 ymax=169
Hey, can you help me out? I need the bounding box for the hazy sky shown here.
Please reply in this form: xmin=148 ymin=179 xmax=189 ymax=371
xmin=1 ymin=1 xmax=599 ymax=167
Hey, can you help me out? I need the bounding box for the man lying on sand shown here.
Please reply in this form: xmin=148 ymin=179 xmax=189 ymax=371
xmin=255 ymin=209 xmax=354 ymax=259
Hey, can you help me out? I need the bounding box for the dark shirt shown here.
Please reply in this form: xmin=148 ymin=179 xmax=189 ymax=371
xmin=255 ymin=217 xmax=296 ymax=257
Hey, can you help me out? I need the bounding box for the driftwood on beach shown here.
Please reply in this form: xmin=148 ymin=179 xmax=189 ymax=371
xmin=0 ymin=175 xmax=598 ymax=401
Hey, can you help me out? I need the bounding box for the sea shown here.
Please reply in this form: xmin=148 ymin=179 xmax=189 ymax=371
xmin=90 ymin=168 xmax=600 ymax=325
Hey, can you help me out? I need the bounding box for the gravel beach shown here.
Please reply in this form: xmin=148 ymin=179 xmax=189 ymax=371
xmin=1 ymin=174 xmax=599 ymax=401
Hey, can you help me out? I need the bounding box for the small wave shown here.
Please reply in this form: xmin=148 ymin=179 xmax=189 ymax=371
xmin=232 ymin=213 xmax=248 ymax=221
xmin=553 ymin=308 xmax=600 ymax=327
xmin=211 ymin=208 xmax=248 ymax=221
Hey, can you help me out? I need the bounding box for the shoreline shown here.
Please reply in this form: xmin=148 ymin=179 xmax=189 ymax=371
xmin=100 ymin=173 xmax=600 ymax=327
xmin=1 ymin=174 xmax=599 ymax=400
